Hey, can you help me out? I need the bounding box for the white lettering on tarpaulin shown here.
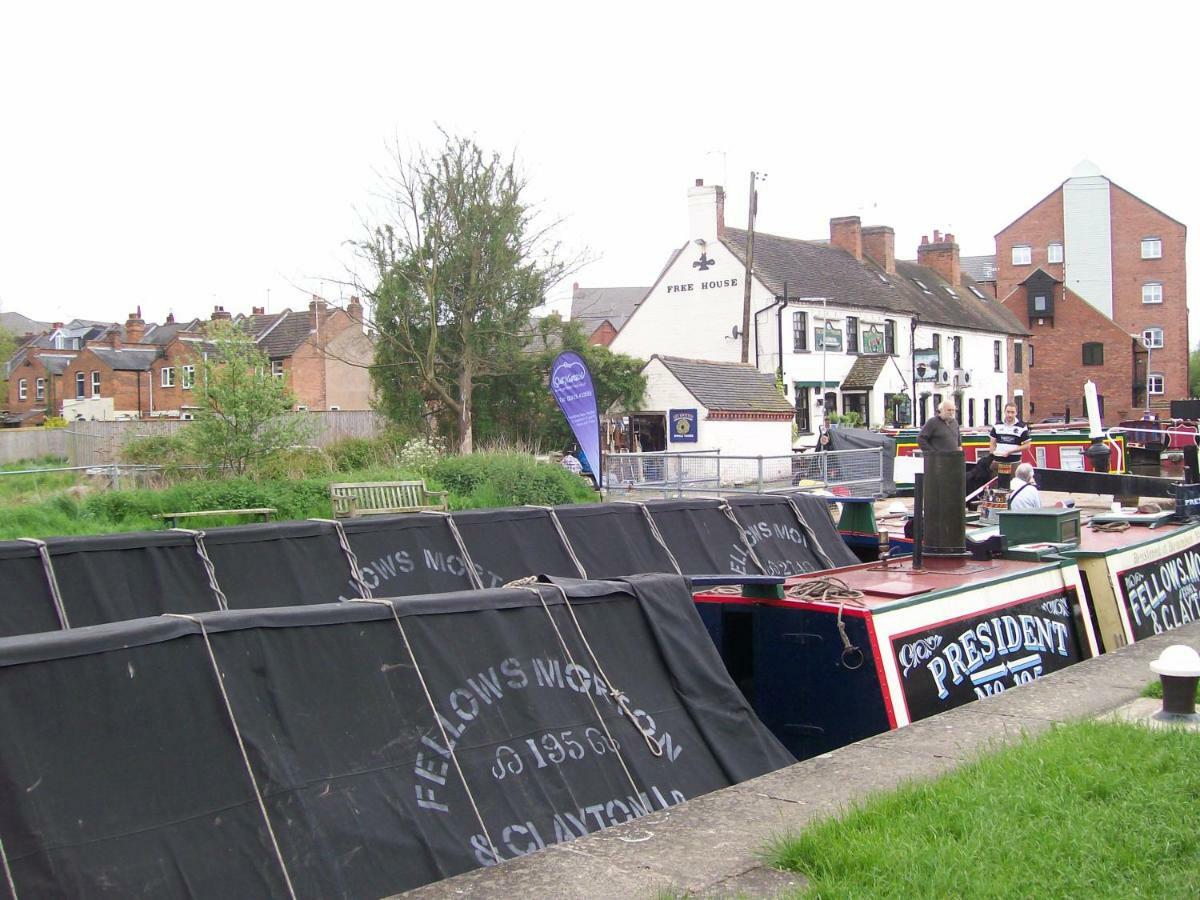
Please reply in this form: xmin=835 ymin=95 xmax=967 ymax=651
xmin=469 ymin=785 xmax=689 ymax=867
xmin=665 ymin=277 xmax=739 ymax=294
xmin=1122 ymin=548 xmax=1200 ymax=636
xmin=730 ymin=524 xmax=816 ymax=577
xmin=923 ymin=613 xmax=1070 ymax=700
xmin=411 ymin=654 xmax=684 ymax=815
xmin=898 ymin=636 xmax=943 ymax=677
xmin=337 ymin=546 xmax=507 ymax=600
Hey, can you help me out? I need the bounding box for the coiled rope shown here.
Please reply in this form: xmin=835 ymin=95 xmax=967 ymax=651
xmin=1090 ymin=520 xmax=1130 ymax=533
xmin=785 ymin=577 xmax=867 ymax=670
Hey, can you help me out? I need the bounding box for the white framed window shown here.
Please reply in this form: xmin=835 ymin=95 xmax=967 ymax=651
xmin=91 ymin=371 xmax=100 ymax=397
xmin=1033 ymin=295 xmax=1048 ymax=312
xmin=1143 ymin=328 xmax=1164 ymax=349
xmin=161 ymin=366 xmax=175 ymax=388
xmin=75 ymin=372 xmax=85 ymax=399
xmin=1141 ymin=238 xmax=1162 ymax=259
xmin=1012 ymin=245 xmax=1032 ymax=265
xmin=36 ymin=378 xmax=45 ymax=401
xmin=181 ymin=365 xmax=195 ymax=389
xmin=1047 ymin=242 xmax=1063 ymax=264
xmin=1148 ymin=373 xmax=1165 ymax=394
xmin=18 ymin=378 xmax=27 ymax=401
xmin=271 ymin=359 xmax=285 ymax=378
xmin=1142 ymin=282 xmax=1163 ymax=304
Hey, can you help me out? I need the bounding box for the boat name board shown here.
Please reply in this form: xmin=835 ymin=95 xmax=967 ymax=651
xmin=1118 ymin=545 xmax=1200 ymax=641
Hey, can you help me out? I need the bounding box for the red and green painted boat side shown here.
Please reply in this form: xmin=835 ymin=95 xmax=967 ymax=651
xmin=890 ymin=429 xmax=1127 ymax=472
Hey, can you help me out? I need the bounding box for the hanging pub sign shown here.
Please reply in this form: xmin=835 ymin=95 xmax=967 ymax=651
xmin=1117 ymin=545 xmax=1200 ymax=641
xmin=913 ymin=348 xmax=940 ymax=382
xmin=891 ymin=588 xmax=1085 ymax=722
xmin=861 ymin=324 xmax=885 ymax=355
xmin=669 ymin=409 xmax=698 ymax=443
xmin=815 ymin=322 xmax=843 ymax=352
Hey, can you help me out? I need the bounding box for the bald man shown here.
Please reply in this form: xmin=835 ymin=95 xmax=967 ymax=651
xmin=917 ymin=399 xmax=961 ymax=453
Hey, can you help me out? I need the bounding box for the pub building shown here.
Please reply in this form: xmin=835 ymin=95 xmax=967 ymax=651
xmin=610 ymin=180 xmax=1029 ymax=445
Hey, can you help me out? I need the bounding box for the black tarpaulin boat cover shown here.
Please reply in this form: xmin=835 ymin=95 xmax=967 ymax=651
xmin=781 ymin=492 xmax=860 ymax=568
xmin=340 ymin=514 xmax=477 ymax=598
xmin=553 ymin=503 xmax=680 ymax=578
xmin=451 ymin=508 xmax=583 ymax=586
xmin=44 ymin=531 xmax=220 ymax=627
xmin=646 ymin=499 xmax=765 ymax=575
xmin=0 ymin=575 xmax=793 ymax=898
xmin=726 ymin=494 xmax=838 ymax=576
xmin=0 ymin=542 xmax=60 ymax=638
xmin=826 ymin=426 xmax=896 ymax=495
xmin=201 ymin=521 xmax=354 ymax=609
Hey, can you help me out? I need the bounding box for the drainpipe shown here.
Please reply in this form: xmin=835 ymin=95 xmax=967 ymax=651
xmin=776 ymin=282 xmax=789 ymax=385
xmin=753 ymin=292 xmax=785 ymax=370
xmin=910 ymin=316 xmax=919 ymax=425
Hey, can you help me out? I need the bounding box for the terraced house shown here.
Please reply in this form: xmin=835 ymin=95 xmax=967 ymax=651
xmin=4 ymin=298 xmax=373 ymax=422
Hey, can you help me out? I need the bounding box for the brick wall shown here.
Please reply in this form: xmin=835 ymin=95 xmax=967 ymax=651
xmin=1003 ymin=283 xmax=1143 ymax=423
xmin=994 ymin=187 xmax=1065 ymax=301
xmin=1109 ymin=184 xmax=1188 ymax=405
xmin=5 ymin=354 xmax=69 ymax=418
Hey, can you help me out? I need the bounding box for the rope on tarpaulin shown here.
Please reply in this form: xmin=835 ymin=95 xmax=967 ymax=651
xmin=164 ymin=614 xmax=298 ymax=900
xmin=308 ymin=518 xmax=372 ymax=599
xmin=18 ymin=538 xmax=70 ymax=629
xmin=171 ymin=528 xmax=229 ymax=610
xmin=611 ymin=500 xmax=684 ymax=575
xmin=785 ymin=576 xmax=867 ymax=670
xmin=524 ymin=505 xmax=588 ymax=578
xmin=718 ymin=501 xmax=769 ymax=576
xmin=0 ymin=828 xmax=17 ymax=900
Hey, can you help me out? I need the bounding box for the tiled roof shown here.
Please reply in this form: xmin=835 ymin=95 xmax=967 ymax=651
xmin=722 ymin=226 xmax=1025 ymax=336
xmin=654 ymin=355 xmax=794 ymax=414
xmin=841 ymin=354 xmax=889 ymax=390
xmin=254 ymin=307 xmax=312 ymax=355
xmin=960 ymin=254 xmax=997 ymax=283
xmin=89 ymin=348 xmax=160 ymax=371
xmin=41 ymin=355 xmax=75 ymax=375
xmin=570 ymin=286 xmax=649 ymax=333
xmin=723 ymin=227 xmax=919 ymax=316
xmin=0 ymin=312 xmax=49 ymax=336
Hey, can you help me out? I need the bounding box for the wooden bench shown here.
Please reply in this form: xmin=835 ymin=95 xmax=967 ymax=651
xmin=157 ymin=507 xmax=276 ymax=529
xmin=329 ymin=480 xmax=449 ymax=518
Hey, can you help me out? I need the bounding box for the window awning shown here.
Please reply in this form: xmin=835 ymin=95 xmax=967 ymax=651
xmin=794 ymin=380 xmax=840 ymax=388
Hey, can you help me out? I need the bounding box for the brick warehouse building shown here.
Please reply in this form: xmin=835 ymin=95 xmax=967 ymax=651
xmin=1002 ymin=268 xmax=1147 ymax=423
xmin=994 ymin=162 xmax=1188 ymax=417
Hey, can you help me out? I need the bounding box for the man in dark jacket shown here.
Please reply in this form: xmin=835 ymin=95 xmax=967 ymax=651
xmin=917 ymin=399 xmax=961 ymax=453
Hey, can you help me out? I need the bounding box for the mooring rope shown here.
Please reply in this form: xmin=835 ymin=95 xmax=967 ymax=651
xmin=782 ymin=496 xmax=838 ymax=570
xmin=1090 ymin=520 xmax=1130 ymax=533
xmin=164 ymin=614 xmax=297 ymax=900
xmin=718 ymin=501 xmax=768 ymax=575
xmin=309 ymin=519 xmax=372 ymax=599
xmin=361 ymin=598 xmax=499 ymax=863
xmin=171 ymin=528 xmax=229 ymax=611
xmin=18 ymin=538 xmax=69 ymax=629
xmin=612 ymin=501 xmax=683 ymax=575
xmin=422 ymin=511 xmax=485 ymax=590
xmin=784 ymin=577 xmax=867 ymax=670
xmin=519 ymin=583 xmax=657 ymax=805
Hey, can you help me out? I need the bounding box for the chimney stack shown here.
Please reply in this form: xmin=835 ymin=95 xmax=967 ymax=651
xmin=688 ymin=178 xmax=726 ymax=245
xmin=124 ymin=307 xmax=146 ymax=344
xmin=917 ymin=230 xmax=961 ymax=288
xmin=211 ymin=305 xmax=232 ymax=322
xmin=252 ymin=306 xmax=265 ymax=316
xmin=862 ymin=226 xmax=896 ymax=275
xmin=107 ymin=325 xmax=122 ymax=350
xmin=309 ymin=295 xmax=328 ymax=333
xmin=165 ymin=312 xmax=175 ymax=325
xmin=347 ymin=295 xmax=364 ymax=323
xmin=830 ymin=216 xmax=863 ymax=261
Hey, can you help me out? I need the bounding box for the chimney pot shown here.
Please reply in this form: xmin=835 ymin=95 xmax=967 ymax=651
xmin=695 ymin=178 xmax=704 ymax=187
xmin=917 ymin=228 xmax=961 ymax=287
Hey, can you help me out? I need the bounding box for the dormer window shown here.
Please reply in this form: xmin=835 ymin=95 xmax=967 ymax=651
xmin=1034 ymin=295 xmax=1047 ymax=312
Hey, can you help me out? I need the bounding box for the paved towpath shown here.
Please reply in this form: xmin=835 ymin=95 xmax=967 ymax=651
xmin=402 ymin=620 xmax=1200 ymax=898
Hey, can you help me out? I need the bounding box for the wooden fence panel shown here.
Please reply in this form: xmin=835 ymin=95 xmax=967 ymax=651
xmin=0 ymin=428 xmax=69 ymax=465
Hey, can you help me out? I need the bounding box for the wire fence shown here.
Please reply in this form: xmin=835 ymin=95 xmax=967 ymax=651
xmin=603 ymin=448 xmax=884 ymax=499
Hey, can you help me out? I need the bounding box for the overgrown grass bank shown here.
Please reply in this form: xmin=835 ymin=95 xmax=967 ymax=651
xmin=766 ymin=721 xmax=1200 ymax=899
xmin=0 ymin=451 xmax=596 ymax=540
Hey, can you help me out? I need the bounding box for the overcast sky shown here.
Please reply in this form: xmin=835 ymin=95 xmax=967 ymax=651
xmin=2 ymin=2 xmax=1195 ymax=340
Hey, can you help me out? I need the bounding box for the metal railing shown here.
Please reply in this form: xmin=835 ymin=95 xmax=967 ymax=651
xmin=603 ymin=448 xmax=884 ymax=499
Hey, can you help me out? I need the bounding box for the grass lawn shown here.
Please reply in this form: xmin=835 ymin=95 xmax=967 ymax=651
xmin=765 ymin=720 xmax=1200 ymax=899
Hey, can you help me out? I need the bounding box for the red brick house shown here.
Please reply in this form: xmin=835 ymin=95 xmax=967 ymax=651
xmin=994 ymin=162 xmax=1186 ymax=413
xmin=1001 ymin=268 xmax=1148 ymax=423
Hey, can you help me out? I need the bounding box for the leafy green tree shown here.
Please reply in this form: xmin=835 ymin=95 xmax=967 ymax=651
xmin=187 ymin=322 xmax=313 ymax=475
xmin=359 ymin=132 xmax=573 ymax=453
xmin=1190 ymin=345 xmax=1200 ymax=398
xmin=472 ymin=316 xmax=646 ymax=448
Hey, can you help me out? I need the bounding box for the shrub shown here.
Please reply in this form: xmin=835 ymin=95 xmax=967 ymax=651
xmin=433 ymin=452 xmax=596 ymax=508
xmin=397 ymin=436 xmax=445 ymax=476
xmin=326 ymin=437 xmax=379 ymax=472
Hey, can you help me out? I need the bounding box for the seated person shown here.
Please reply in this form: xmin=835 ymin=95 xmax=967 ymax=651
xmin=1007 ymin=463 xmax=1041 ymax=510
